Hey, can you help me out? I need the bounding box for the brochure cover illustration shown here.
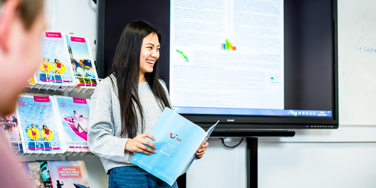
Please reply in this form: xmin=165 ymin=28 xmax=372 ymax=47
xmin=48 ymin=160 xmax=90 ymax=188
xmin=65 ymin=34 xmax=98 ymax=87
xmin=28 ymin=161 xmax=53 ymax=188
xmin=16 ymin=95 xmax=63 ymax=153
xmin=0 ymin=112 xmax=22 ymax=152
xmin=36 ymin=32 xmax=76 ymax=85
xmin=131 ymin=108 xmax=218 ymax=186
xmin=40 ymin=161 xmax=53 ymax=188
xmin=54 ymin=96 xmax=89 ymax=151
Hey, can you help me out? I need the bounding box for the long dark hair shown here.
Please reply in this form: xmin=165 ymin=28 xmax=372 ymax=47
xmin=111 ymin=20 xmax=171 ymax=138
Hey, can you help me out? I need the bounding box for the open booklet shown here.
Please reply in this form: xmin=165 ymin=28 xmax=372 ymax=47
xmin=131 ymin=108 xmax=218 ymax=186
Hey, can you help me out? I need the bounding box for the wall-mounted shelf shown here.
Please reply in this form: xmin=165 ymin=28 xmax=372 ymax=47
xmin=26 ymin=77 xmax=102 ymax=98
xmin=10 ymin=141 xmax=91 ymax=157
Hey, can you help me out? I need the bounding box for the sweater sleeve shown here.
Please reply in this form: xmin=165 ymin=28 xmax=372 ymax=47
xmin=87 ymin=78 xmax=132 ymax=163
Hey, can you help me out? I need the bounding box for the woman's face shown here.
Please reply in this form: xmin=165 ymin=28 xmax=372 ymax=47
xmin=139 ymin=32 xmax=160 ymax=76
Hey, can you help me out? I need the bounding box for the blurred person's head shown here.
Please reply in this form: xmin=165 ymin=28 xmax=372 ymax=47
xmin=0 ymin=0 xmax=46 ymax=115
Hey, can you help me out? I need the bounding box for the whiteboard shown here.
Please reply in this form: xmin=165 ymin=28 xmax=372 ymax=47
xmin=339 ymin=0 xmax=376 ymax=125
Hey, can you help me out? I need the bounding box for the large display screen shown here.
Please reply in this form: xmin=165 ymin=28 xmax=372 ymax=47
xmin=169 ymin=0 xmax=333 ymax=120
xmin=97 ymin=0 xmax=338 ymax=131
xmin=170 ymin=0 xmax=285 ymax=114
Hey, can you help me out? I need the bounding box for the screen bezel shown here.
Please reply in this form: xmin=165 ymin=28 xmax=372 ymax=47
xmin=96 ymin=0 xmax=338 ymax=131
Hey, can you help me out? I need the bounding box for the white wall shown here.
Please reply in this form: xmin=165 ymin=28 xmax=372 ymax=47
xmin=187 ymin=138 xmax=247 ymax=188
xmin=259 ymin=142 xmax=376 ymax=188
xmin=339 ymin=0 xmax=376 ymax=125
xmin=45 ymin=0 xmax=97 ymax=61
xmin=47 ymin=0 xmax=376 ymax=188
xmin=258 ymin=0 xmax=376 ymax=188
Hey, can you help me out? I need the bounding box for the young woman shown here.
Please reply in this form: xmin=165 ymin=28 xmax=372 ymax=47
xmin=41 ymin=125 xmax=51 ymax=141
xmin=88 ymin=20 xmax=209 ymax=188
xmin=53 ymin=59 xmax=63 ymax=74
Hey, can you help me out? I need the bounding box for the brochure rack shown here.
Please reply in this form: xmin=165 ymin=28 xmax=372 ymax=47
xmin=28 ymin=77 xmax=101 ymax=96
xmin=10 ymin=140 xmax=90 ymax=157
xmin=17 ymin=80 xmax=99 ymax=156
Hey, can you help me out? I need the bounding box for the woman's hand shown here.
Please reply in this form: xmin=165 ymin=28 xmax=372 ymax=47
xmin=125 ymin=133 xmax=156 ymax=155
xmin=195 ymin=141 xmax=209 ymax=159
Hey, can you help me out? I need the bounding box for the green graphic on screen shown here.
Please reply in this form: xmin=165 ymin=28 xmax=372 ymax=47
xmin=176 ymin=49 xmax=189 ymax=62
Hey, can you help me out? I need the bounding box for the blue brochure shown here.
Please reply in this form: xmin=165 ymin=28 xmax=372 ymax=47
xmin=131 ymin=108 xmax=218 ymax=186
xmin=17 ymin=95 xmax=63 ymax=153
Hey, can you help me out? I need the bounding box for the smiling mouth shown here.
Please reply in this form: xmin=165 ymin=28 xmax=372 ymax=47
xmin=147 ymin=60 xmax=155 ymax=64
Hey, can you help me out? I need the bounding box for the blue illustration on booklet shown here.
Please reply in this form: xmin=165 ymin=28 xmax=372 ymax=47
xmin=17 ymin=95 xmax=62 ymax=152
xmin=55 ymin=96 xmax=89 ymax=150
xmin=131 ymin=108 xmax=218 ymax=186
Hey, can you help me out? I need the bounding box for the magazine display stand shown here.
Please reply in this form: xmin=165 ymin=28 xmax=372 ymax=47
xmin=13 ymin=84 xmax=96 ymax=158
xmin=28 ymin=31 xmax=99 ymax=96
xmin=28 ymin=78 xmax=98 ymax=95
xmin=0 ymin=32 xmax=102 ymax=188
xmin=15 ymin=32 xmax=99 ymax=157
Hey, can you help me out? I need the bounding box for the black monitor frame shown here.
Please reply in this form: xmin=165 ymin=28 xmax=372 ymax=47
xmin=96 ymin=0 xmax=338 ymax=132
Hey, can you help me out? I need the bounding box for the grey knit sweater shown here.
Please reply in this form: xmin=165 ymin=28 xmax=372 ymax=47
xmin=87 ymin=75 xmax=170 ymax=173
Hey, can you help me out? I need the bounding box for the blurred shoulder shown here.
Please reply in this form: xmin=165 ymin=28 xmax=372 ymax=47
xmin=99 ymin=74 xmax=116 ymax=87
xmin=93 ymin=74 xmax=117 ymax=96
